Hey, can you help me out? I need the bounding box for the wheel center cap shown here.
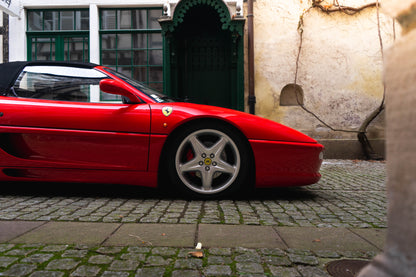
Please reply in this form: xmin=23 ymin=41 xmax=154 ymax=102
xmin=204 ymin=158 xmax=212 ymax=165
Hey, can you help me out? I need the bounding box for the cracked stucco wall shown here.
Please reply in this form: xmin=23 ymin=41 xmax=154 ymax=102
xmin=247 ymin=0 xmax=397 ymax=140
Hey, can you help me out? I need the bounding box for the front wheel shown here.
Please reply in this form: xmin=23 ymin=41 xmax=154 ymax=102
xmin=166 ymin=123 xmax=251 ymax=198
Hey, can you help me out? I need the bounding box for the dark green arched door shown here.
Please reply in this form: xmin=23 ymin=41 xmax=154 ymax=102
xmin=160 ymin=0 xmax=245 ymax=110
xmin=173 ymin=6 xmax=232 ymax=107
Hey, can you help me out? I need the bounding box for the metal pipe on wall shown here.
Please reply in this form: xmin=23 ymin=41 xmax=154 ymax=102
xmin=247 ymin=0 xmax=255 ymax=114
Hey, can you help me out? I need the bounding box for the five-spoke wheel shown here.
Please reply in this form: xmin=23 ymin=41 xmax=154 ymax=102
xmin=165 ymin=122 xmax=251 ymax=198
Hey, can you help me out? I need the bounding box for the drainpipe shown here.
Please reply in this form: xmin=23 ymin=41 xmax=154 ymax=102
xmin=247 ymin=0 xmax=256 ymax=114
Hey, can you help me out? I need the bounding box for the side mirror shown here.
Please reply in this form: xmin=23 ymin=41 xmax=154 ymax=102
xmin=99 ymin=79 xmax=140 ymax=103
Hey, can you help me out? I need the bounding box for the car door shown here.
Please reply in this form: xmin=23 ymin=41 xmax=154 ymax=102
xmin=0 ymin=64 xmax=150 ymax=172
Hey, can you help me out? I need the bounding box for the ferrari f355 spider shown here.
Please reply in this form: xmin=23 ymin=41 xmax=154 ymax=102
xmin=0 ymin=61 xmax=323 ymax=198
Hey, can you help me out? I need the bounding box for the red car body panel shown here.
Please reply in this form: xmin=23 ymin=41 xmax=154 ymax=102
xmin=0 ymin=63 xmax=324 ymax=189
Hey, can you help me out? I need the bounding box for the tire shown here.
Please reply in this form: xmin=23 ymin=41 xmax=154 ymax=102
xmin=165 ymin=122 xmax=251 ymax=198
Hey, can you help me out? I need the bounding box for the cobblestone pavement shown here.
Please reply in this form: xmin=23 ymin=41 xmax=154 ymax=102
xmin=0 ymin=160 xmax=386 ymax=276
xmin=0 ymin=244 xmax=377 ymax=277
xmin=0 ymin=160 xmax=387 ymax=228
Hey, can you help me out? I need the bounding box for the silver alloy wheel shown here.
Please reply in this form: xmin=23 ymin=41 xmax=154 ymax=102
xmin=175 ymin=129 xmax=241 ymax=195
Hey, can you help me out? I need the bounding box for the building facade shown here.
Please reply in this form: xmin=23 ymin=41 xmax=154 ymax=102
xmin=6 ymin=0 xmax=396 ymax=158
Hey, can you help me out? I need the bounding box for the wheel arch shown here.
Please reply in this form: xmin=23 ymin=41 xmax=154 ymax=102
xmin=157 ymin=117 xmax=256 ymax=190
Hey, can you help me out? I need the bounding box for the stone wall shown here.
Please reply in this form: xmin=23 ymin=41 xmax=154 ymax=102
xmin=246 ymin=0 xmax=397 ymax=158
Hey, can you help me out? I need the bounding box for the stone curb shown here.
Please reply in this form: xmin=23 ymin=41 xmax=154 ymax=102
xmin=0 ymin=221 xmax=385 ymax=251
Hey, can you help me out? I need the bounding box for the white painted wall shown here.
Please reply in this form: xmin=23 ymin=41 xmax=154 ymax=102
xmin=251 ymin=0 xmax=397 ymax=139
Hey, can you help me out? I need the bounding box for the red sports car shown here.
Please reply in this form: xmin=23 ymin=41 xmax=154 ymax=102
xmin=0 ymin=61 xmax=323 ymax=198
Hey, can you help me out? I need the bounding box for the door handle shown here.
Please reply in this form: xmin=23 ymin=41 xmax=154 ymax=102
xmin=0 ymin=112 xmax=3 ymax=117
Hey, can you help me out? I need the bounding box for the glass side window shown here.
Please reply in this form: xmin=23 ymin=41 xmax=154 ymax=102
xmin=11 ymin=66 xmax=122 ymax=103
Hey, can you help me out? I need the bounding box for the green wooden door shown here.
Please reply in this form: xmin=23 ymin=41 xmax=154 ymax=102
xmin=177 ymin=33 xmax=232 ymax=107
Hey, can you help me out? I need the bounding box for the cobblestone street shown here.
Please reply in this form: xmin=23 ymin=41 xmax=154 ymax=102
xmin=0 ymin=160 xmax=387 ymax=276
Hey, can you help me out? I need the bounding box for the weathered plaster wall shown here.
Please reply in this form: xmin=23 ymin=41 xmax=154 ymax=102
xmin=248 ymin=0 xmax=397 ymax=142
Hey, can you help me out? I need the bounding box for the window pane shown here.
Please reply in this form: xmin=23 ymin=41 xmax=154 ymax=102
xmin=28 ymin=11 xmax=43 ymax=31
xmin=132 ymin=10 xmax=147 ymax=29
xmin=32 ymin=38 xmax=55 ymax=61
xmin=133 ymin=67 xmax=147 ymax=82
xmin=102 ymin=51 xmax=116 ymax=65
xmin=133 ymin=50 xmax=147 ymax=65
xmin=149 ymin=67 xmax=163 ymax=82
xmin=117 ymin=34 xmax=131 ymax=50
xmin=149 ymin=82 xmax=163 ymax=92
xmin=119 ymin=67 xmax=132 ymax=78
xmin=118 ymin=10 xmax=131 ymax=29
xmin=64 ymin=37 xmax=89 ymax=62
xmin=148 ymin=33 xmax=162 ymax=49
xmin=60 ymin=11 xmax=74 ymax=30
xmin=148 ymin=9 xmax=161 ymax=29
xmin=76 ymin=10 xmax=89 ymax=30
xmin=118 ymin=51 xmax=132 ymax=65
xmin=101 ymin=34 xmax=116 ymax=50
xmin=101 ymin=10 xmax=116 ymax=29
xmin=44 ymin=11 xmax=59 ymax=31
xmin=149 ymin=50 xmax=162 ymax=65
xmin=133 ymin=33 xmax=146 ymax=49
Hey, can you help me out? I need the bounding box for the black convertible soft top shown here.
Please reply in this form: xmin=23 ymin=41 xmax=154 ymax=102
xmin=0 ymin=61 xmax=98 ymax=95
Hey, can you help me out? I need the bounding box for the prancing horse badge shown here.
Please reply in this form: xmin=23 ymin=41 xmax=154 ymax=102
xmin=162 ymin=106 xmax=173 ymax=117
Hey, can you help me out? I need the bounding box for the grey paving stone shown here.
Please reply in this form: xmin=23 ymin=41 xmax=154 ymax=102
xmin=41 ymin=245 xmax=69 ymax=252
xmin=21 ymin=253 xmax=54 ymax=264
xmin=288 ymin=254 xmax=319 ymax=266
xmin=96 ymin=246 xmax=124 ymax=255
xmin=151 ymin=247 xmax=178 ymax=256
xmin=235 ymin=252 xmax=261 ymax=263
xmin=236 ymin=262 xmax=264 ymax=274
xmin=62 ymin=249 xmax=89 ymax=258
xmin=263 ymin=255 xmax=292 ymax=266
xmin=70 ymin=265 xmax=101 ymax=277
xmin=269 ymin=266 xmax=301 ymax=277
xmin=297 ymin=265 xmax=331 ymax=277
xmin=207 ymin=255 xmax=232 ymax=265
xmin=120 ymin=253 xmax=146 ymax=261
xmin=171 ymin=269 xmax=200 ymax=277
xmin=46 ymin=258 xmax=80 ymax=270
xmin=174 ymin=258 xmax=203 ymax=269
xmin=0 ymin=244 xmax=15 ymax=252
xmin=135 ymin=267 xmax=166 ymax=277
xmin=88 ymin=255 xmax=114 ymax=264
xmin=208 ymin=248 xmax=233 ymax=256
xmin=101 ymin=271 xmax=130 ymax=277
xmin=1 ymin=264 xmax=37 ymax=276
xmin=0 ymin=256 xmax=18 ymax=267
xmin=109 ymin=260 xmax=140 ymax=271
xmin=144 ymin=256 xmax=171 ymax=266
xmin=204 ymin=265 xmax=232 ymax=276
xmin=29 ymin=271 xmax=65 ymax=277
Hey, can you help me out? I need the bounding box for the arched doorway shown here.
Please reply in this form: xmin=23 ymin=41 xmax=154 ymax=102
xmin=160 ymin=0 xmax=245 ymax=110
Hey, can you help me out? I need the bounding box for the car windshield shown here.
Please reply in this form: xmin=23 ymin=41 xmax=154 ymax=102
xmin=104 ymin=68 xmax=174 ymax=103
